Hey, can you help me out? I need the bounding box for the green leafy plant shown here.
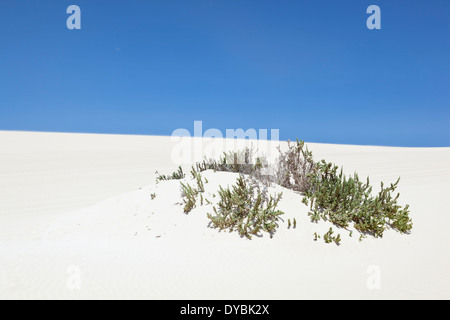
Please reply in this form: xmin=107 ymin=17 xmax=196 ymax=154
xmin=180 ymin=182 xmax=198 ymax=213
xmin=313 ymin=232 xmax=320 ymax=241
xmin=207 ymin=176 xmax=284 ymax=239
xmin=273 ymin=139 xmax=412 ymax=240
xmin=179 ymin=171 xmax=209 ymax=213
xmin=334 ymin=233 xmax=341 ymax=245
xmin=190 ymin=147 xmax=267 ymax=177
xmin=305 ymin=160 xmax=412 ymax=238
xmin=156 ymin=166 xmax=185 ymax=182
xmin=322 ymin=227 xmax=341 ymax=245
xmin=323 ymin=227 xmax=334 ymax=244
xmin=190 ymin=169 xmax=205 ymax=192
xmin=156 ymin=138 xmax=412 ymax=244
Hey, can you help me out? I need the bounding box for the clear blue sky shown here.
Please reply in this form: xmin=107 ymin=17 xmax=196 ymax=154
xmin=0 ymin=0 xmax=449 ymax=146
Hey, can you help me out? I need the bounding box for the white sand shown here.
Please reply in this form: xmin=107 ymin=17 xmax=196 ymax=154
xmin=1 ymin=131 xmax=449 ymax=299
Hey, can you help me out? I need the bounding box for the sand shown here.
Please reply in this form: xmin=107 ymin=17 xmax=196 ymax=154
xmin=1 ymin=130 xmax=449 ymax=299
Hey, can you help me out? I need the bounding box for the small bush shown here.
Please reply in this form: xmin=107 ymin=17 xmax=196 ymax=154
xmin=156 ymin=138 xmax=412 ymax=243
xmin=180 ymin=182 xmax=198 ymax=213
xmin=323 ymin=228 xmax=334 ymax=244
xmin=207 ymin=176 xmax=284 ymax=239
xmin=179 ymin=171 xmax=208 ymax=213
xmin=191 ymin=147 xmax=268 ymax=176
xmin=305 ymin=160 xmax=412 ymax=238
xmin=276 ymin=139 xmax=316 ymax=193
xmin=322 ymin=227 xmax=341 ymax=245
xmin=156 ymin=166 xmax=185 ymax=182
xmin=274 ymin=138 xmax=412 ymax=240
xmin=193 ymin=170 xmax=205 ymax=192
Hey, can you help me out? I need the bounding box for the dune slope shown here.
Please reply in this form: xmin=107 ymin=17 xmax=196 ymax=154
xmin=1 ymin=131 xmax=449 ymax=299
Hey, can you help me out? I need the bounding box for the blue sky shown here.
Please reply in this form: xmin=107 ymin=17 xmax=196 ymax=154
xmin=0 ymin=0 xmax=449 ymax=146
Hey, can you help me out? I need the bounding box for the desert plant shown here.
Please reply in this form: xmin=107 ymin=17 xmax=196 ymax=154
xmin=192 ymin=148 xmax=277 ymax=204
xmin=156 ymin=166 xmax=185 ymax=181
xmin=207 ymin=176 xmax=284 ymax=239
xmin=323 ymin=227 xmax=334 ymax=244
xmin=313 ymin=232 xmax=320 ymax=241
xmin=275 ymin=139 xmax=316 ymax=193
xmin=333 ymin=233 xmax=341 ymax=245
xmin=304 ymin=159 xmax=412 ymax=238
xmin=190 ymin=169 xmax=205 ymax=192
xmin=222 ymin=147 xmax=259 ymax=174
xmin=156 ymin=138 xmax=412 ymax=244
xmin=322 ymin=227 xmax=341 ymax=245
xmin=271 ymin=139 xmax=412 ymax=240
xmin=302 ymin=197 xmax=308 ymax=206
xmin=190 ymin=146 xmax=269 ymax=177
xmin=179 ymin=170 xmax=209 ymax=213
xmin=180 ymin=182 xmax=198 ymax=213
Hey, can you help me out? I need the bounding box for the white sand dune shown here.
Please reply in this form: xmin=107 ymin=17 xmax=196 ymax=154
xmin=1 ymin=131 xmax=450 ymax=299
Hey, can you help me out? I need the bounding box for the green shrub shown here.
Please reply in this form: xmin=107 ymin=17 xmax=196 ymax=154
xmin=334 ymin=233 xmax=341 ymax=245
xmin=157 ymin=138 xmax=412 ymax=243
xmin=305 ymin=159 xmax=412 ymax=238
xmin=180 ymin=182 xmax=198 ymax=213
xmin=190 ymin=168 xmax=205 ymax=192
xmin=274 ymin=139 xmax=412 ymax=239
xmin=179 ymin=170 xmax=209 ymax=213
xmin=323 ymin=227 xmax=334 ymax=244
xmin=207 ymin=176 xmax=284 ymax=239
xmin=276 ymin=139 xmax=315 ymax=193
xmin=191 ymin=147 xmax=265 ymax=176
xmin=156 ymin=166 xmax=185 ymax=182
xmin=322 ymin=227 xmax=341 ymax=245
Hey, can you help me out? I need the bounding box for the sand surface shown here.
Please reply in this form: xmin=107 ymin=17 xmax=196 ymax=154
xmin=1 ymin=131 xmax=449 ymax=299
